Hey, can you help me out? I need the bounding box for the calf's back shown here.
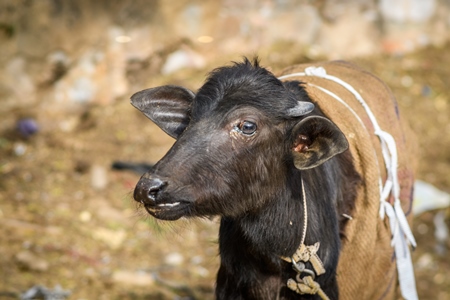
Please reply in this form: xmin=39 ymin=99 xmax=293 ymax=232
xmin=279 ymin=61 xmax=416 ymax=299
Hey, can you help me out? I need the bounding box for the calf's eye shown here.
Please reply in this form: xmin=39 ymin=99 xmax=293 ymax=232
xmin=238 ymin=120 xmax=257 ymax=136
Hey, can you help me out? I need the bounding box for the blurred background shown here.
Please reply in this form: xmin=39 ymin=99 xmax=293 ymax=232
xmin=0 ymin=0 xmax=449 ymax=299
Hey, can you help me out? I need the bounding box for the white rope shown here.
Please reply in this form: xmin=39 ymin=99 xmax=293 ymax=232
xmin=299 ymin=177 xmax=308 ymax=247
xmin=279 ymin=67 xmax=418 ymax=300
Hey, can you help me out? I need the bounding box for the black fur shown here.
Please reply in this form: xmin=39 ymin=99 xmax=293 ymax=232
xmin=132 ymin=58 xmax=361 ymax=299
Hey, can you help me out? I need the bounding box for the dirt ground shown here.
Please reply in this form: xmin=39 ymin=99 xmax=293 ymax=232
xmin=0 ymin=43 xmax=449 ymax=300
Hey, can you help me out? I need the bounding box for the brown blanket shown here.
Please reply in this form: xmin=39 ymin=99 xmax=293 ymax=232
xmin=279 ymin=61 xmax=416 ymax=300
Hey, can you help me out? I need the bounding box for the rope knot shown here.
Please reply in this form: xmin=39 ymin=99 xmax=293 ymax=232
xmin=287 ymin=276 xmax=330 ymax=300
xmin=293 ymin=243 xmax=319 ymax=261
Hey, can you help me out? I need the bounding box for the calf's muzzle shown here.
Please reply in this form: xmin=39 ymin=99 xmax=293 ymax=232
xmin=133 ymin=177 xmax=167 ymax=205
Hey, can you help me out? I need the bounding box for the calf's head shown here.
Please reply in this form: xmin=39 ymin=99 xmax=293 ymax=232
xmin=132 ymin=60 xmax=348 ymax=220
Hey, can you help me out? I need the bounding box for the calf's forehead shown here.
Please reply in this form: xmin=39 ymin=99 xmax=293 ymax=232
xmin=191 ymin=77 xmax=299 ymax=122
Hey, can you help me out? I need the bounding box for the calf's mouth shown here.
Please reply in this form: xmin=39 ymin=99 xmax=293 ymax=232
xmin=133 ymin=176 xmax=192 ymax=220
xmin=142 ymin=200 xmax=191 ymax=221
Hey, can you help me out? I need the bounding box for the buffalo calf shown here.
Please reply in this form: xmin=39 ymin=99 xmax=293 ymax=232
xmin=131 ymin=59 xmax=417 ymax=300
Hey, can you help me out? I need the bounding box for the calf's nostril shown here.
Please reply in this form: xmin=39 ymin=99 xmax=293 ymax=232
xmin=134 ymin=177 xmax=167 ymax=205
xmin=147 ymin=185 xmax=161 ymax=201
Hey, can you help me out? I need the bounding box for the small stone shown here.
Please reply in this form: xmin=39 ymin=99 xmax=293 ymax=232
xmin=13 ymin=142 xmax=27 ymax=156
xmin=79 ymin=211 xmax=92 ymax=222
xmin=197 ymin=35 xmax=214 ymax=43
xmin=17 ymin=118 xmax=39 ymax=138
xmin=112 ymin=270 xmax=154 ymax=286
xmin=401 ymin=75 xmax=413 ymax=87
xmin=415 ymin=253 xmax=435 ymax=270
xmin=84 ymin=267 xmax=97 ymax=279
xmin=416 ymin=223 xmax=428 ymax=235
xmin=15 ymin=250 xmax=49 ymax=272
xmin=21 ymin=285 xmax=70 ymax=300
xmin=164 ymin=252 xmax=184 ymax=266
xmin=59 ymin=117 xmax=79 ymax=133
xmin=161 ymin=48 xmax=205 ymax=75
xmin=92 ymin=228 xmax=126 ymax=249
xmin=190 ymin=255 xmax=203 ymax=265
xmin=192 ymin=266 xmax=209 ymax=277
xmin=90 ymin=164 xmax=108 ymax=190
xmin=379 ymin=0 xmax=436 ymax=23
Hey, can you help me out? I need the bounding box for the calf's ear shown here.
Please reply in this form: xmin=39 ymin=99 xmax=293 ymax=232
xmin=131 ymin=85 xmax=194 ymax=139
xmin=291 ymin=116 xmax=348 ymax=170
